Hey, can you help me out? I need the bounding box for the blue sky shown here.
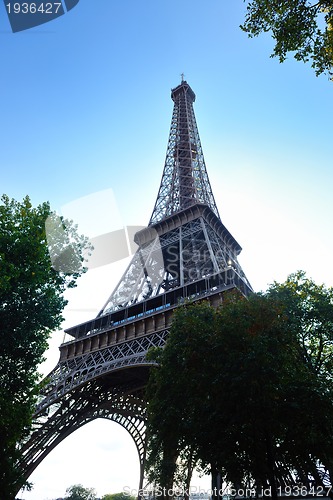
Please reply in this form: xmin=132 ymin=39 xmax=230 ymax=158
xmin=1 ymin=0 xmax=333 ymax=498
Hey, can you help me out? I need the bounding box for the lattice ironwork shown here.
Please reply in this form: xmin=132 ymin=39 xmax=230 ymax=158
xmin=18 ymin=79 xmax=254 ymax=496
xmin=100 ymin=205 xmax=252 ymax=315
xmin=36 ymin=330 xmax=168 ymax=413
xmin=20 ymin=382 xmax=147 ymax=486
xmin=149 ymin=80 xmax=219 ymax=225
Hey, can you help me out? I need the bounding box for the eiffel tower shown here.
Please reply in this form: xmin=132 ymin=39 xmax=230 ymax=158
xmin=19 ymin=78 xmax=252 ymax=493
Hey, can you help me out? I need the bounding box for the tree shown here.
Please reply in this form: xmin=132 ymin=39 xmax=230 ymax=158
xmin=146 ymin=276 xmax=333 ymax=497
xmin=145 ymin=302 xmax=217 ymax=495
xmin=241 ymin=0 xmax=333 ymax=79
xmin=267 ymin=271 xmax=333 ymax=485
xmin=0 ymin=195 xmax=90 ymax=499
xmin=101 ymin=493 xmax=136 ymax=500
xmin=268 ymin=271 xmax=333 ymax=379
xmin=64 ymin=484 xmax=97 ymax=500
xmin=210 ymin=288 xmax=333 ymax=496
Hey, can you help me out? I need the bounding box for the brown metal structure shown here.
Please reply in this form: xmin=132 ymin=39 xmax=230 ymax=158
xmin=19 ymin=79 xmax=252 ymax=492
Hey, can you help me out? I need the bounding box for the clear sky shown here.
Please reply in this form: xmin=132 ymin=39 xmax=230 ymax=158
xmin=1 ymin=0 xmax=333 ymax=498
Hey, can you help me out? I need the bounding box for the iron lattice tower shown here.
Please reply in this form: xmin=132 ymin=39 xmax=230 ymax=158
xmin=19 ymin=80 xmax=252 ymax=493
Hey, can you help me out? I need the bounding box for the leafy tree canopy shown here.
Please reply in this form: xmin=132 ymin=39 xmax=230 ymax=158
xmin=146 ymin=272 xmax=333 ymax=496
xmin=241 ymin=0 xmax=333 ymax=78
xmin=101 ymin=492 xmax=136 ymax=500
xmin=64 ymin=484 xmax=97 ymax=500
xmin=0 ymin=195 xmax=90 ymax=498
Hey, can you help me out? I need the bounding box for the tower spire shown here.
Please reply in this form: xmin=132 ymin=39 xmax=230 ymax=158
xmin=149 ymin=80 xmax=219 ymax=225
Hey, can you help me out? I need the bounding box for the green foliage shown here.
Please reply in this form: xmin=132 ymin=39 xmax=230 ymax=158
xmin=64 ymin=484 xmax=97 ymax=500
xmin=241 ymin=0 xmax=333 ymax=78
xmin=268 ymin=270 xmax=333 ymax=378
xmin=0 ymin=195 xmax=90 ymax=499
xmin=101 ymin=493 xmax=136 ymax=500
xmin=146 ymin=275 xmax=333 ymax=493
xmin=145 ymin=301 xmax=217 ymax=489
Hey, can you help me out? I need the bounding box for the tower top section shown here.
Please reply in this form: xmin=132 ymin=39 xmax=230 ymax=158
xmin=149 ymin=80 xmax=219 ymax=225
xmin=171 ymin=79 xmax=196 ymax=103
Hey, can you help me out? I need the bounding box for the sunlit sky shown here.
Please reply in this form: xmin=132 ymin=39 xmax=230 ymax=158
xmin=1 ymin=0 xmax=333 ymax=498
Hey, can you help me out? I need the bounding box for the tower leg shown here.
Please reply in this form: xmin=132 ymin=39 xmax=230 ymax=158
xmin=138 ymin=462 xmax=144 ymax=497
xmin=138 ymin=436 xmax=147 ymax=500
